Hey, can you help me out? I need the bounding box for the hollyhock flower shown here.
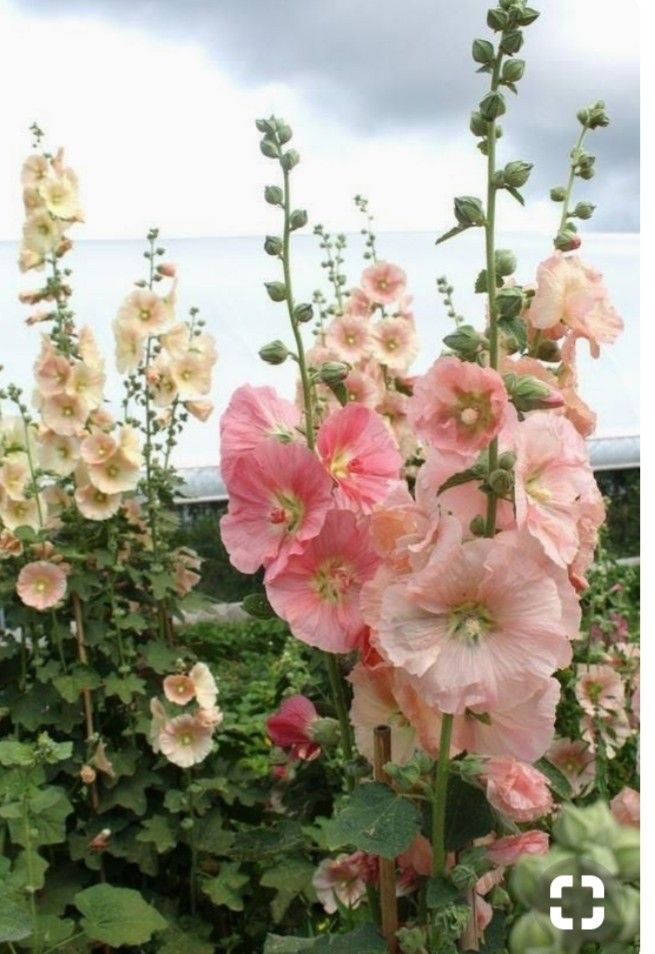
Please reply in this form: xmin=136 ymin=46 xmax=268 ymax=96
xmin=113 ymin=321 xmax=145 ymax=373
xmin=149 ymin=698 xmax=167 ymax=753
xmin=0 ymin=454 xmax=31 ymax=500
xmin=528 ymin=253 xmax=623 ymax=357
xmin=581 ymin=707 xmax=632 ymax=758
xmin=220 ymin=439 xmax=333 ymax=576
xmin=514 ymin=411 xmax=600 ymax=568
xmin=87 ymin=447 xmax=140 ymax=495
xmin=631 ymin=675 xmax=640 ymax=725
xmin=348 ymin=663 xmax=420 ymax=764
xmin=341 ymin=369 xmax=380 ymax=408
xmin=610 ymin=788 xmax=640 ymax=828
xmin=568 ymin=486 xmax=606 ymax=591
xmin=313 ymin=852 xmax=376 ymax=914
xmin=21 ymin=154 xmax=50 ymax=188
xmin=16 ymin=560 xmax=67 ymax=611
xmin=408 ymin=357 xmax=508 ymax=453
xmin=0 ymin=529 xmax=23 ymax=558
xmin=487 ymin=831 xmax=549 ymax=866
xmin=159 ymin=713 xmax=214 ymax=768
xmin=185 ymin=399 xmax=214 ymax=421
xmin=483 ymin=757 xmax=553 ymax=822
xmin=220 ymin=385 xmax=301 ymax=488
xmin=188 ymin=662 xmax=218 ymax=709
xmin=116 ymin=288 xmax=171 ymax=338
xmin=397 ymin=836 xmax=433 ymax=895
xmin=371 ymin=317 xmax=418 ymax=372
xmin=34 ymin=345 xmax=71 ymax=396
xmin=317 ymin=404 xmax=402 ymax=513
xmin=266 ymin=509 xmax=380 ymax=652
xmin=377 ymin=537 xmax=572 ymax=714
xmin=22 ymin=210 xmax=61 ymax=256
xmin=361 ymin=261 xmax=407 ymax=306
xmin=146 ymin=354 xmax=177 ymax=407
xmin=80 ymin=431 xmax=117 ymax=466
xmin=195 ymin=705 xmax=224 ymax=729
xmin=546 ymin=738 xmax=596 ymax=796
xmin=0 ymin=495 xmax=44 ymax=533
xmin=38 ymin=431 xmax=80 ymax=477
xmin=38 ymin=172 xmax=82 ymax=220
xmin=325 ymin=314 xmax=373 ymax=362
xmin=266 ymin=694 xmax=321 ymax=761
xmin=74 ymin=483 xmax=123 ymax=521
xmin=575 ymin=664 xmax=625 ymax=716
xmin=163 ymin=674 xmax=195 ymax=705
xmin=452 ymin=678 xmax=560 ymax=763
xmin=41 ymin=392 xmax=88 ymax=436
xmin=78 ymin=326 xmax=103 ymax=370
xmin=344 ymin=287 xmax=372 ymax=317
xmin=173 ymin=547 xmax=202 ymax=596
xmin=170 ymin=352 xmax=212 ymax=399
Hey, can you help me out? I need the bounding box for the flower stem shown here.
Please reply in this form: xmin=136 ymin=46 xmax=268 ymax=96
xmin=326 ymin=653 xmax=354 ymax=775
xmin=559 ymin=126 xmax=589 ymax=233
xmin=431 ymin=713 xmax=453 ymax=877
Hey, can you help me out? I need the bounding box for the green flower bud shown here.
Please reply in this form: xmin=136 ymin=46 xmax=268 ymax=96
xmin=505 ymin=373 xmax=563 ymax=412
xmin=277 ymin=123 xmax=293 ymax=144
xmin=554 ymin=227 xmax=581 ymax=252
xmin=573 ymin=201 xmax=595 ymax=220
xmin=479 ymin=91 xmax=506 ymax=121
xmin=255 ymin=118 xmax=275 ymax=134
xmin=469 ymin=515 xmax=487 ymax=537
xmin=516 ymin=7 xmax=540 ymax=26
xmin=396 ymin=926 xmax=429 ymax=954
xmin=503 ymin=159 xmax=533 ymax=187
xmin=259 ymin=339 xmax=289 ymax=365
xmin=451 ymin=864 xmax=478 ymax=891
xmin=487 ymin=8 xmax=509 ymax=31
xmin=293 ymin=302 xmax=314 ymax=324
xmin=443 ymin=324 xmax=483 ymax=359
xmin=280 ymin=149 xmax=300 ymax=171
xmin=180 ymin=816 xmax=194 ymax=831
xmin=610 ymin=826 xmax=640 ymax=881
xmin=472 ymin=38 xmax=495 ymax=65
xmin=264 ymin=185 xmax=283 ymax=206
xmin=264 ymin=235 xmax=283 ymax=256
xmin=501 ymin=30 xmax=523 ymax=55
xmin=509 ymin=912 xmax=562 ymax=954
xmin=264 ymin=281 xmax=288 ymax=302
xmin=319 ymin=361 xmax=349 ymax=385
xmin=259 ymin=137 xmax=279 ymax=159
xmin=610 ymin=885 xmax=640 ymax=942
xmin=289 ymin=208 xmax=308 ymax=231
xmin=310 ymin=716 xmax=340 ymax=747
xmin=577 ymin=154 xmax=596 ymax=180
xmin=552 ymin=801 xmax=615 ymax=851
xmin=496 ymin=285 xmax=525 ymax=319
xmin=470 ymin=110 xmax=488 ymax=137
xmin=488 ymin=468 xmax=513 ymax=494
xmin=495 ymin=248 xmax=517 ymax=276
xmin=497 ymin=450 xmax=516 ymax=470
xmin=454 ymin=195 xmax=486 ymax=227
xmin=549 ymin=185 xmax=567 ymax=202
xmin=502 ymin=57 xmax=526 ymax=83
xmin=536 ymin=339 xmax=562 ymax=362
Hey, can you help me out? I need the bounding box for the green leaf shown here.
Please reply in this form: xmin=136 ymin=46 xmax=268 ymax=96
xmin=264 ymin=925 xmax=387 ymax=953
xmin=230 ymin=820 xmax=304 ymax=861
xmin=261 ymin=857 xmax=315 ymax=922
xmin=137 ymin=814 xmax=178 ymax=854
xmin=100 ymin=769 xmax=158 ymax=816
xmin=0 ymin=897 xmax=32 ymax=943
xmin=437 ymin=467 xmax=481 ymax=496
xmin=534 ymin=757 xmax=573 ymax=801
xmin=479 ymin=910 xmax=508 ymax=952
xmin=193 ymin=811 xmax=234 ymax=855
xmin=242 ymin=592 xmax=277 ymax=620
xmin=104 ymin=672 xmax=146 ymax=704
xmin=4 ymin=787 xmax=72 ymax=848
xmin=75 ymin=883 xmax=167 ymax=946
xmin=159 ymin=924 xmax=215 ymax=954
xmin=201 ymin=862 xmax=249 ymax=911
xmin=143 ymin=641 xmax=181 ymax=674
xmin=426 ymin=875 xmax=460 ymax=910
xmin=444 ymin=776 xmax=494 ymax=851
xmin=53 ymin=666 xmax=101 ymax=704
xmin=435 ymin=224 xmax=469 ymax=246
xmin=326 ymin=782 xmax=421 ymax=859
xmin=505 ymin=185 xmax=525 ymax=206
xmin=0 ymin=740 xmax=34 ymax=767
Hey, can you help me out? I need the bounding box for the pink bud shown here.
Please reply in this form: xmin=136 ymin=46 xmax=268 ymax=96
xmin=157 ymin=262 xmax=177 ymax=278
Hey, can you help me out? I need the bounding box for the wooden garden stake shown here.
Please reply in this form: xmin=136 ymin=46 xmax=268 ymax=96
xmin=373 ymin=725 xmax=398 ymax=953
xmin=72 ymin=592 xmax=99 ymax=812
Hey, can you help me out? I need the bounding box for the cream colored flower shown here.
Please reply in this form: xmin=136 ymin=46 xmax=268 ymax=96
xmin=22 ymin=210 xmax=61 ymax=256
xmin=116 ymin=288 xmax=171 ymax=339
xmin=0 ymin=529 xmax=23 ymax=559
xmin=41 ymin=393 xmax=88 ymax=436
xmin=16 ymin=560 xmax=67 ymax=611
xmin=184 ymin=400 xmax=214 ymax=422
xmin=18 ymin=247 xmax=45 ymax=272
xmin=88 ymin=407 xmax=115 ymax=431
xmin=160 ymin=323 xmax=189 ymax=359
xmin=173 ymin=546 xmax=202 ymax=596
xmin=80 ymin=431 xmax=117 ymax=466
xmin=78 ymin=326 xmax=104 ymax=370
xmin=147 ymin=353 xmax=178 ymax=407
xmin=190 ymin=332 xmax=218 ymax=364
xmin=117 ymin=425 xmax=142 ymax=467
xmin=38 ymin=172 xmax=82 ymax=221
xmin=0 ymin=416 xmax=38 ymax=457
xmin=159 ymin=713 xmax=214 ymax=768
xmin=74 ymin=483 xmax=122 ymax=521
xmin=38 ymin=431 xmax=81 ymax=477
xmin=21 ymin=155 xmax=50 ymax=188
xmin=149 ymin=698 xmax=167 ymax=754
xmin=87 ymin=449 xmax=140 ymax=495
xmin=170 ymin=353 xmax=212 ymax=399
xmin=189 ymin=662 xmax=218 ymax=710
xmin=34 ymin=342 xmax=72 ymax=396
xmin=195 ymin=706 xmax=224 ymax=729
xmin=66 ymin=361 xmax=105 ymax=412
xmin=113 ymin=319 xmax=144 ymax=373
xmin=0 ymin=494 xmax=45 ymax=532
xmin=0 ymin=453 xmax=31 ymax=500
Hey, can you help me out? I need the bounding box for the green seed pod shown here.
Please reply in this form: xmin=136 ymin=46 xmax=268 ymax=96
xmin=280 ymin=149 xmax=300 ymax=171
xmin=495 ymin=248 xmax=517 ymax=276
xmin=488 ymin=468 xmax=514 ymax=494
xmin=470 ymin=110 xmax=488 ymax=137
xmin=500 ymin=29 xmax=523 ymax=55
xmin=497 ymin=450 xmax=516 ymax=470
xmin=259 ymin=137 xmax=279 ymax=159
xmin=472 ymin=38 xmax=495 ymax=65
xmin=293 ymin=302 xmax=314 ymax=324
xmin=289 ymin=208 xmax=308 ymax=230
xmin=573 ymin=201 xmax=596 ymax=220
xmin=502 ymin=57 xmax=526 ymax=83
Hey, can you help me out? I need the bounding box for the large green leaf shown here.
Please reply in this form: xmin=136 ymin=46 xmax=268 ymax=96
xmin=264 ymin=925 xmax=387 ymax=953
xmin=444 ymin=776 xmax=494 ymax=851
xmin=230 ymin=820 xmax=304 ymax=860
xmin=326 ymin=782 xmax=420 ymax=859
xmin=136 ymin=814 xmax=178 ymax=854
xmin=0 ymin=897 xmax=32 ymax=943
xmin=261 ymin=856 xmax=315 ymax=922
xmin=201 ymin=863 xmax=249 ymax=911
xmin=75 ymin=883 xmax=167 ymax=946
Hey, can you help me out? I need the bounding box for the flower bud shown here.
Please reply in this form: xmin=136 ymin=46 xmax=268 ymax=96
xmin=255 ymin=117 xmax=276 ymax=134
xmin=577 ymin=155 xmax=596 ymax=180
xmin=550 ymin=186 xmax=567 ymax=202
xmin=156 ymin=262 xmax=176 ymax=278
xmin=259 ymin=340 xmax=289 ymax=365
xmin=502 ymin=58 xmax=525 ymax=83
xmin=495 ymin=248 xmax=517 ymax=276
xmin=293 ymin=302 xmax=314 ymax=324
xmin=319 ymin=361 xmax=349 ymax=386
xmin=280 ymin=149 xmax=300 ymax=172
xmin=536 ymin=339 xmax=562 ymax=362
xmin=487 ymin=8 xmax=509 ymax=31
xmin=80 ymin=765 xmax=96 ymax=785
xmin=503 ymin=160 xmax=533 ymax=187
xmin=610 ymin=826 xmax=640 ymax=881
xmin=265 ymin=281 xmax=288 ymax=302
xmin=609 ymin=885 xmax=640 ymax=942
xmin=454 ymin=196 xmax=486 ymax=227
xmin=396 ymin=926 xmax=429 ymax=954
xmin=509 ymin=912 xmax=562 ymax=954
xmin=497 ymin=450 xmax=516 ymax=470
xmin=552 ymin=801 xmax=615 ymax=851
xmin=472 ymin=38 xmax=495 ymax=65
xmin=180 ymin=816 xmax=194 ymax=832
xmin=289 ymin=209 xmax=308 ymax=231
xmin=500 ymin=30 xmax=523 ymax=55
xmin=277 ymin=123 xmax=293 ymax=144
xmin=443 ymin=324 xmax=483 ymax=359
xmin=479 ymin=91 xmax=506 ymax=121
xmin=516 ymin=7 xmax=540 ymax=26
xmin=505 ymin=373 xmax=564 ymax=412
xmin=470 ymin=110 xmax=488 ymax=137
xmin=264 ymin=235 xmax=283 ymax=256
xmin=451 ymin=864 xmax=478 ymax=891
xmin=573 ymin=201 xmax=595 ymax=220
xmin=310 ymin=716 xmax=340 ymax=748
xmin=469 ymin=515 xmax=487 ymax=537
xmin=259 ymin=137 xmax=279 ymax=159
xmin=488 ymin=468 xmax=513 ymax=494
xmin=554 ymin=229 xmax=581 ymax=252
xmin=496 ymin=285 xmax=525 ymax=319
xmin=264 ymin=185 xmax=283 ymax=206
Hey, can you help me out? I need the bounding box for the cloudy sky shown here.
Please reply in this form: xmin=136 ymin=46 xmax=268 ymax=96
xmin=0 ymin=0 xmax=639 ymax=240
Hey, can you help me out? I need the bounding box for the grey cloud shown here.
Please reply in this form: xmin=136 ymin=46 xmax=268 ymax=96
xmin=15 ymin=0 xmax=639 ymax=228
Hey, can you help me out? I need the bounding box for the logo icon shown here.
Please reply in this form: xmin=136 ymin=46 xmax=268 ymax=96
xmin=549 ymin=873 xmax=605 ymax=931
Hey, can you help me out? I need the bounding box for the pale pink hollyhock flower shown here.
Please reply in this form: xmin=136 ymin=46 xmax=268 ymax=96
xmin=41 ymin=392 xmax=88 ymax=436
xmin=528 ymin=253 xmax=623 ymax=357
xmin=344 ymin=287 xmax=372 ymax=317
xmin=78 ymin=326 xmax=104 ymax=371
xmin=361 ymin=261 xmax=407 ymax=306
xmin=74 ymin=483 xmax=123 ymax=521
xmin=0 ymin=529 xmax=23 ymax=558
xmin=159 ymin=713 xmax=214 ymax=768
xmin=265 ymin=509 xmax=380 ymax=653
xmin=184 ymin=400 xmax=214 ymax=422
xmin=189 ymin=662 xmax=219 ymax=709
xmin=0 ymin=495 xmax=44 ymax=533
xmin=575 ymin=664 xmax=625 ymax=716
xmin=220 ymin=385 xmax=300 ymax=488
xmin=408 ymin=356 xmax=508 ymax=454
xmin=581 ymin=707 xmax=632 ymax=758
xmin=38 ymin=431 xmax=80 ymax=477
xmin=317 ymin=404 xmax=402 ymax=513
xmin=146 ymin=353 xmax=178 ymax=407
xmin=312 ymin=852 xmax=376 ymax=914
xmin=220 ymin=439 xmax=333 ymax=576
xmin=80 ymin=432 xmax=117 ymax=466
xmin=117 ymin=425 xmax=142 ymax=467
xmin=116 ymin=288 xmax=171 ymax=339
xmin=371 ymin=316 xmax=418 ymax=372
xmin=157 ymin=262 xmax=177 ymax=278
xmin=610 ymin=787 xmax=640 ymax=828
xmin=483 ymin=757 xmax=553 ymax=822
xmin=16 ymin=560 xmax=67 ymax=611
xmin=34 ymin=345 xmax=71 ymax=397
xmin=88 ymin=407 xmax=115 ymax=432
xmin=173 ymin=547 xmax=202 ymax=596
xmin=170 ymin=352 xmax=212 ymax=399
xmin=377 ymin=537 xmax=571 ymax=714
xmin=325 ymin=314 xmax=373 ymax=362
xmin=87 ymin=448 xmax=140 ymax=495
xmin=149 ymin=698 xmax=167 ymax=754
xmin=341 ymin=369 xmax=380 ymax=409
xmin=21 ymin=154 xmax=50 ymax=188
xmin=113 ymin=320 xmax=144 ymax=373
xmin=546 ymin=738 xmax=596 ymax=796
xmin=163 ymin=674 xmax=196 ymax=705
xmin=0 ymin=453 xmax=31 ymax=500
xmin=266 ymin=694 xmax=321 ymax=761
xmin=487 ymin=831 xmax=549 ymax=866
xmin=452 ymin=678 xmax=560 ymax=763
xmin=568 ymin=485 xmax=606 ymax=591
xmin=160 ymin=322 xmax=190 ymax=359
xmin=396 ymin=836 xmax=433 ymax=895
xmin=474 ymin=867 xmax=506 ymax=934
xmin=195 ymin=705 xmax=224 ymax=729
xmin=348 ymin=663 xmax=420 ymax=765
xmin=514 ymin=411 xmax=599 ymax=569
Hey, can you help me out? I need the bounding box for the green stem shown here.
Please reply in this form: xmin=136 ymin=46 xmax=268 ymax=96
xmin=431 ymin=714 xmax=454 ymax=877
xmin=559 ymin=126 xmax=589 ymax=232
xmin=326 ymin=653 xmax=354 ymax=773
xmin=22 ymin=790 xmax=41 ymax=954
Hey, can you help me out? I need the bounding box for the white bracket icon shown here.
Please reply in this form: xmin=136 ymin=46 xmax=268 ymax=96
xmin=549 ymin=874 xmax=605 ymax=931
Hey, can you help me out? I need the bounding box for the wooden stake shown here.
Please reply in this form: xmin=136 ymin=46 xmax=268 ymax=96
xmin=373 ymin=725 xmax=398 ymax=954
xmin=72 ymin=593 xmax=99 ymax=812
xmin=459 ymin=886 xmax=480 ymax=951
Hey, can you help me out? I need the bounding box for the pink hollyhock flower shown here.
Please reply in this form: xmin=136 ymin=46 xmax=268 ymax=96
xmin=361 ymin=261 xmax=407 ymax=306
xmin=74 ymin=483 xmax=122 ymax=521
xmin=220 ymin=439 xmax=333 ymax=576
xmin=173 ymin=547 xmax=202 ymax=596
xmin=474 ymin=868 xmax=505 ymax=934
xmin=568 ymin=485 xmax=606 ymax=591
xmin=220 ymin=385 xmax=300 ymax=488
xmin=344 ymin=287 xmax=373 ymax=317
xmin=408 ymin=356 xmax=508 ymax=453
xmin=348 ymin=662 xmax=420 ymax=765
xmin=377 ymin=537 xmax=572 ymax=714
xmin=265 ymin=509 xmax=380 ymax=653
xmin=371 ymin=316 xmax=418 ymax=372
xmin=546 ymin=738 xmax=596 ymax=796
xmin=16 ymin=560 xmax=67 ymax=611
xmin=159 ymin=713 xmax=214 ymax=768
xmin=514 ymin=411 xmax=600 ymax=568
xmin=581 ymin=707 xmax=632 ymax=758
xmin=575 ymin=664 xmax=625 ymax=716
xmin=397 ymin=835 xmax=433 ymax=895
xmin=487 ymin=831 xmax=549 ymax=866
xmin=317 ymin=404 xmax=402 ymax=513
xmin=610 ymin=787 xmax=640 ymax=828
xmin=312 ymin=852 xmax=377 ymax=914
xmin=483 ymin=757 xmax=553 ymax=822
xmin=631 ymin=675 xmax=640 ymax=725
xmin=325 ymin=314 xmax=373 ymax=362
xmin=266 ymin=694 xmax=321 ymax=761
xmin=163 ymin=662 xmax=218 ymax=709
xmin=528 ymin=253 xmax=623 ymax=357
xmin=341 ymin=369 xmax=381 ymax=408
xmin=163 ymin=674 xmax=196 ymax=705
xmin=40 ymin=392 xmax=88 ymax=436
xmin=116 ymin=288 xmax=171 ymax=339
xmin=452 ymin=677 xmax=560 ymax=763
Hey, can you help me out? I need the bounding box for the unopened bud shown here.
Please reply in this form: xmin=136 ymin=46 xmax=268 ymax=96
xmin=264 ymin=281 xmax=287 ymax=302
xmin=259 ymin=137 xmax=279 ymax=159
xmin=479 ymin=91 xmax=506 ymax=121
xmin=554 ymin=229 xmax=581 ymax=252
xmin=500 ymin=30 xmax=523 ymax=55
xmin=451 ymin=864 xmax=477 ymax=891
xmin=553 ymin=801 xmax=615 ymax=850
xmin=264 ymin=235 xmax=283 ymax=256
xmin=487 ymin=8 xmax=509 ymax=31
xmin=502 ymin=58 xmax=525 ymax=83
xmin=550 ymin=186 xmax=567 ymax=202
xmin=503 ymin=160 xmax=533 ymax=188
xmin=264 ymin=185 xmax=283 ymax=206
xmin=505 ymin=373 xmax=564 ymax=412
xmin=495 ymin=248 xmax=517 ymax=276
xmin=470 ymin=110 xmax=487 ymax=137
xmin=573 ymin=201 xmax=595 ymax=220
xmin=156 ymin=262 xmax=176 ymax=278
xmin=259 ymin=340 xmax=289 ymax=365
xmin=610 ymin=826 xmax=640 ymax=881
xmin=472 ymin=38 xmax=495 ymax=66
xmin=497 ymin=451 xmax=516 ymax=470
xmin=293 ymin=302 xmax=314 ymax=324
xmin=443 ymin=324 xmax=482 ymax=359
xmin=280 ymin=149 xmax=300 ymax=172
xmin=80 ymin=765 xmax=96 ymax=785
xmin=469 ymin=515 xmax=487 ymax=537
xmin=454 ymin=196 xmax=486 ymax=227
xmin=310 ymin=717 xmax=340 ymax=748
xmin=319 ymin=361 xmax=349 ymax=385
xmin=180 ymin=816 xmax=194 ymax=831
xmin=496 ymin=285 xmax=525 ymax=319
xmin=289 ymin=209 xmax=308 ymax=231
xmin=536 ymin=339 xmax=562 ymax=362
xmin=488 ymin=468 xmax=513 ymax=494
xmin=509 ymin=912 xmax=562 ymax=954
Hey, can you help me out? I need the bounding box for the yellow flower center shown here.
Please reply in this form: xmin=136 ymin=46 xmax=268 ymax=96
xmin=526 ymin=478 xmax=552 ymax=504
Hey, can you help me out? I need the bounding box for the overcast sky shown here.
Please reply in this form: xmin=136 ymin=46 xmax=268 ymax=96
xmin=0 ymin=0 xmax=639 ymax=240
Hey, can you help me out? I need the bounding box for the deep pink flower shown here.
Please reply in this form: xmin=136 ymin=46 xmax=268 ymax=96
xmin=361 ymin=261 xmax=407 ymax=306
xmin=408 ymin=356 xmax=508 ymax=453
xmin=317 ymin=404 xmax=402 ymax=513
xmin=265 ymin=509 xmax=380 ymax=653
xmin=487 ymin=831 xmax=549 ymax=866
xmin=266 ymin=694 xmax=321 ymax=761
xmin=220 ymin=439 xmax=333 ymax=575
xmin=313 ymin=851 xmax=377 ymax=914
xmin=220 ymin=385 xmax=300 ymax=488
xmin=483 ymin=757 xmax=553 ymax=822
